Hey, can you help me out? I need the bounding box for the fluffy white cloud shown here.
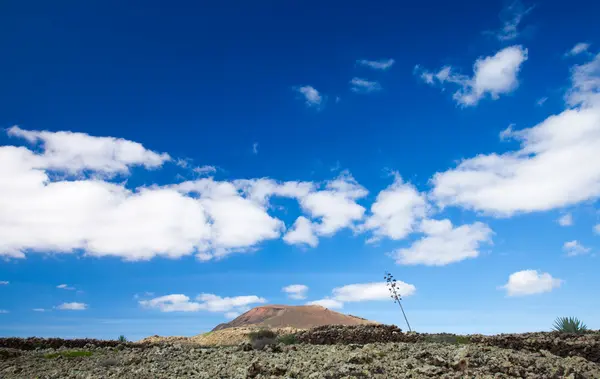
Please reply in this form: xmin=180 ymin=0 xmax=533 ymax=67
xmin=566 ymin=42 xmax=591 ymax=57
xmin=350 ymin=78 xmax=382 ymax=93
xmin=417 ymin=46 xmax=528 ymax=106
xmin=489 ymin=1 xmax=533 ymax=41
xmin=333 ymin=281 xmax=415 ymax=302
xmin=139 ymin=294 xmax=201 ymax=312
xmin=431 ymin=53 xmax=600 ymax=215
xmin=501 ymin=270 xmax=562 ymax=296
xmin=0 ymin=281 xmax=8 ymax=285
xmin=557 ymin=213 xmax=573 ymax=226
xmin=7 ymin=126 xmax=170 ymax=175
xmin=283 ymin=217 xmax=318 ymax=247
xmin=282 ymin=284 xmax=309 ymax=300
xmin=57 ymin=284 xmax=75 ymax=290
xmin=363 ymin=175 xmax=428 ymax=242
xmin=225 ymin=311 xmax=240 ymax=319
xmin=357 ymin=59 xmax=395 ymax=70
xmin=306 ymin=299 xmax=344 ymax=309
xmin=295 ymin=86 xmax=323 ymax=108
xmin=392 ymin=219 xmax=493 ymax=266
xmin=300 ymin=172 xmax=368 ymax=236
xmin=57 ymin=302 xmax=88 ymax=310
xmin=308 ymin=281 xmax=415 ymax=310
xmin=563 ymin=240 xmax=590 ymax=256
xmin=140 ymin=293 xmax=266 ymax=314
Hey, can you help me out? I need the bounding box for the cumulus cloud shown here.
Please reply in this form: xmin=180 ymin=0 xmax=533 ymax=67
xmin=283 ymin=217 xmax=318 ymax=247
xmin=350 ymin=78 xmax=382 ymax=93
xmin=140 ymin=293 xmax=266 ymax=314
xmin=308 ymin=281 xmax=415 ymax=310
xmin=563 ymin=240 xmax=591 ymax=256
xmin=501 ymin=270 xmax=562 ymax=296
xmin=295 ymin=86 xmax=323 ymax=108
xmin=557 ymin=213 xmax=573 ymax=226
xmin=57 ymin=284 xmax=75 ymax=290
xmin=0 ymin=128 xmax=374 ymax=261
xmin=392 ymin=219 xmax=493 ymax=266
xmin=7 ymin=126 xmax=170 ymax=175
xmin=282 ymin=284 xmax=309 ymax=300
xmin=362 ymin=174 xmax=428 ymax=242
xmin=566 ymin=42 xmax=591 ymax=57
xmin=431 ymin=53 xmax=600 ymax=215
xmin=57 ymin=302 xmax=88 ymax=310
xmin=356 ymin=59 xmax=395 ymax=71
xmin=488 ymin=1 xmax=533 ymax=42
xmin=417 ymin=45 xmax=528 ymax=106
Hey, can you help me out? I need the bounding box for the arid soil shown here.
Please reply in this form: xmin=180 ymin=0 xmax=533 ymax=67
xmin=1 ymin=325 xmax=599 ymax=378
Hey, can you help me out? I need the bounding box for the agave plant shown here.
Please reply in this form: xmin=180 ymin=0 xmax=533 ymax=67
xmin=118 ymin=335 xmax=127 ymax=343
xmin=552 ymin=317 xmax=588 ymax=334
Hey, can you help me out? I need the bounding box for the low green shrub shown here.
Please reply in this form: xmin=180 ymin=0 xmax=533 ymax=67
xmin=277 ymin=333 xmax=298 ymax=345
xmin=44 ymin=350 xmax=93 ymax=359
xmin=117 ymin=335 xmax=127 ymax=343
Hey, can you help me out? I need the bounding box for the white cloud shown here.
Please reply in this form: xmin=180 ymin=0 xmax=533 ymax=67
xmin=252 ymin=142 xmax=259 ymax=155
xmin=431 ymin=53 xmax=600 ymax=215
xmin=299 ymin=172 xmax=368 ymax=236
xmin=595 ymin=224 xmax=600 ymax=234
xmin=536 ymin=97 xmax=548 ymax=107
xmin=57 ymin=302 xmax=88 ymax=310
xmin=139 ymin=294 xmax=201 ymax=312
xmin=350 ymin=77 xmax=382 ymax=93
xmin=33 ymin=308 xmax=47 ymax=312
xmin=57 ymin=284 xmax=75 ymax=290
xmin=306 ymin=299 xmax=344 ymax=309
xmin=140 ymin=293 xmax=266 ymax=314
xmin=501 ymin=270 xmax=562 ymax=296
xmin=0 ymin=281 xmax=8 ymax=285
xmin=417 ymin=46 xmax=528 ymax=106
xmin=557 ymin=213 xmax=573 ymax=226
xmin=7 ymin=126 xmax=170 ymax=175
xmin=332 ymin=281 xmax=415 ymax=302
xmin=566 ymin=42 xmax=591 ymax=57
xmin=308 ymin=280 xmax=416 ymax=310
xmin=282 ymin=284 xmax=309 ymax=300
xmin=392 ymin=219 xmax=493 ymax=266
xmin=563 ymin=240 xmax=591 ymax=256
xmin=489 ymin=1 xmax=533 ymax=41
xmin=363 ymin=174 xmax=428 ymax=242
xmin=195 ymin=293 xmax=266 ymax=312
xmin=283 ymin=217 xmax=318 ymax=247
xmin=357 ymin=59 xmax=395 ymax=70
xmin=192 ymin=166 xmax=217 ymax=176
xmin=0 ymin=310 xmax=9 ymax=314
xmin=295 ymin=86 xmax=323 ymax=108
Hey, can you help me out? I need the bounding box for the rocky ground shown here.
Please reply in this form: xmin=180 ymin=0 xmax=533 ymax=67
xmin=1 ymin=325 xmax=599 ymax=378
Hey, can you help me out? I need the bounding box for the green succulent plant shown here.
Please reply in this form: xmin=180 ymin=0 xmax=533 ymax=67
xmin=118 ymin=335 xmax=127 ymax=343
xmin=552 ymin=317 xmax=588 ymax=334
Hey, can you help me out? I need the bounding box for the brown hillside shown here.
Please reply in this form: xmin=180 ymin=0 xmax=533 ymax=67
xmin=212 ymin=304 xmax=377 ymax=331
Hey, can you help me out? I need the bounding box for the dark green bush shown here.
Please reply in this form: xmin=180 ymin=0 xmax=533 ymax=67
xmin=117 ymin=335 xmax=127 ymax=343
xmin=277 ymin=333 xmax=298 ymax=345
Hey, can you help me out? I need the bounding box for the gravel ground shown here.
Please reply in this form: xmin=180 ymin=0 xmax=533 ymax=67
xmin=2 ymin=341 xmax=600 ymax=379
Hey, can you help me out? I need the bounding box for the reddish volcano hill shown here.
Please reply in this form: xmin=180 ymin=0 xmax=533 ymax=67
xmin=212 ymin=304 xmax=378 ymax=331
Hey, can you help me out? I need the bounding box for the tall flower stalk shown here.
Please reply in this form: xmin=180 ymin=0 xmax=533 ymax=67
xmin=385 ymin=271 xmax=412 ymax=332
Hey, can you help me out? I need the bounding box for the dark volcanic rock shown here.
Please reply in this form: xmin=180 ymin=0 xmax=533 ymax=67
xmin=295 ymin=324 xmax=420 ymax=345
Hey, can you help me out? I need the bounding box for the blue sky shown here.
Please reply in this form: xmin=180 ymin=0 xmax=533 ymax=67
xmin=1 ymin=0 xmax=599 ymax=340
